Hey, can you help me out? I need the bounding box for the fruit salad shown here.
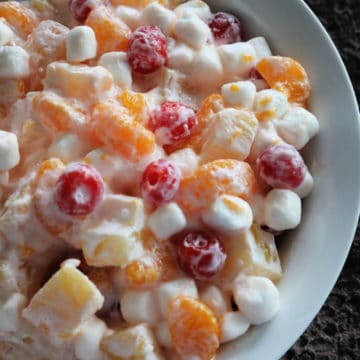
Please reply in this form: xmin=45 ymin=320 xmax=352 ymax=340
xmin=0 ymin=0 xmax=319 ymax=359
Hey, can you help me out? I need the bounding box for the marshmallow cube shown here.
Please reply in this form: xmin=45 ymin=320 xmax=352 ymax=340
xmin=141 ymin=2 xmax=176 ymax=35
xmin=248 ymin=37 xmax=272 ymax=62
xmin=294 ymin=170 xmax=314 ymax=198
xmin=167 ymin=41 xmax=195 ymax=72
xmin=174 ymin=0 xmax=212 ymax=21
xmin=0 ymin=19 xmax=14 ymax=46
xmin=115 ymin=6 xmax=141 ymax=30
xmin=168 ymin=148 xmax=199 ymax=177
xmin=221 ymin=81 xmax=256 ymax=108
xmin=99 ymin=51 xmax=132 ymax=87
xmin=200 ymin=285 xmax=229 ymax=317
xmin=66 ymin=26 xmax=97 ymax=62
xmin=0 ymin=130 xmax=20 ymax=170
xmin=254 ymin=89 xmax=288 ymax=121
xmin=0 ymin=46 xmax=30 ymax=79
xmin=232 ymin=275 xmax=280 ymax=325
xmin=220 ymin=312 xmax=250 ymax=343
xmin=155 ymin=321 xmax=173 ymax=349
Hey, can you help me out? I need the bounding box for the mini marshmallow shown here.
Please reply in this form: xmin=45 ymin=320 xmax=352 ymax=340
xmin=0 ymin=46 xmax=30 ymax=79
xmin=75 ymin=317 xmax=107 ymax=360
xmin=200 ymin=285 xmax=229 ymax=317
xmin=155 ymin=321 xmax=173 ymax=349
xmin=247 ymin=37 xmax=272 ymax=63
xmin=221 ymin=81 xmax=256 ymax=108
xmin=48 ymin=133 xmax=92 ymax=163
xmin=254 ymin=89 xmax=288 ymax=121
xmin=232 ymin=275 xmax=280 ymax=325
xmin=0 ymin=130 xmax=20 ymax=170
xmin=218 ymin=42 xmax=256 ymax=79
xmin=99 ymin=51 xmax=132 ymax=87
xmin=115 ymin=5 xmax=141 ymax=30
xmin=294 ymin=170 xmax=314 ymax=198
xmin=202 ymin=195 xmax=253 ymax=234
xmin=264 ymin=189 xmax=301 ymax=231
xmin=174 ymin=0 xmax=212 ymax=21
xmin=148 ymin=202 xmax=186 ymax=240
xmin=66 ymin=26 xmax=97 ymax=62
xmin=189 ymin=46 xmax=223 ymax=89
xmin=220 ymin=312 xmax=250 ymax=343
xmin=167 ymin=41 xmax=196 ymax=73
xmin=275 ymin=106 xmax=320 ymax=149
xmin=141 ymin=2 xmax=176 ymax=35
xmin=120 ymin=290 xmax=160 ymax=325
xmin=157 ymin=278 xmax=198 ymax=316
xmin=0 ymin=19 xmax=14 ymax=46
xmin=174 ymin=12 xmax=211 ymax=49
xmin=168 ymin=148 xmax=199 ymax=177
xmin=0 ymin=293 xmax=27 ymax=332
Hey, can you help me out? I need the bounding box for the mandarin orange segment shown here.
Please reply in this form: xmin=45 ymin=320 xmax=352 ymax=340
xmin=118 ymin=90 xmax=147 ymax=124
xmin=256 ymin=56 xmax=311 ymax=104
xmin=92 ymin=99 xmax=155 ymax=162
xmin=124 ymin=256 xmax=160 ymax=286
xmin=0 ymin=1 xmax=38 ymax=36
xmin=85 ymin=6 xmax=131 ymax=55
xmin=178 ymin=159 xmax=258 ymax=215
xmin=167 ymin=296 xmax=219 ymax=360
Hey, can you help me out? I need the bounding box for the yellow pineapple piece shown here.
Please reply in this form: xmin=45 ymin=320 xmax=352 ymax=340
xmin=200 ymin=108 xmax=258 ymax=163
xmin=22 ymin=260 xmax=103 ymax=340
xmin=217 ymin=225 xmax=282 ymax=286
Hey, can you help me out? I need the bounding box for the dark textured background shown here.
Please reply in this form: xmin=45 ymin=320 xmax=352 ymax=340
xmin=283 ymin=0 xmax=360 ymax=359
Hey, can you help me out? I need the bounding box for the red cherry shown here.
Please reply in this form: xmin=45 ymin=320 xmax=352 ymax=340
xmin=149 ymin=102 xmax=198 ymax=145
xmin=68 ymin=0 xmax=103 ymax=22
xmin=176 ymin=231 xmax=226 ymax=280
xmin=128 ymin=26 xmax=168 ymax=75
xmin=140 ymin=159 xmax=181 ymax=207
xmin=257 ymin=143 xmax=306 ymax=189
xmin=55 ymin=163 xmax=104 ymax=215
xmin=208 ymin=12 xmax=242 ymax=45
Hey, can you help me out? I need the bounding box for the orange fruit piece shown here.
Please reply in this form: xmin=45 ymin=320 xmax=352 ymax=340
xmin=0 ymin=1 xmax=38 ymax=36
xmin=33 ymin=158 xmax=75 ymax=237
xmin=124 ymin=256 xmax=161 ymax=286
xmin=168 ymin=296 xmax=219 ymax=360
xmin=92 ymin=99 xmax=155 ymax=162
xmin=256 ymin=56 xmax=311 ymax=104
xmin=86 ymin=6 xmax=131 ymax=56
xmin=178 ymin=159 xmax=258 ymax=215
xmin=118 ymin=90 xmax=147 ymax=124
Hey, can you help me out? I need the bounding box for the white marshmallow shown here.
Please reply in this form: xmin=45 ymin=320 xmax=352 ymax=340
xmin=254 ymin=89 xmax=288 ymax=120
xmin=0 ymin=130 xmax=20 ymax=170
xmin=0 ymin=46 xmax=30 ymax=79
xmin=120 ymin=290 xmax=160 ymax=325
xmin=174 ymin=12 xmax=211 ymax=49
xmin=157 ymin=279 xmax=198 ymax=316
xmin=202 ymin=195 xmax=253 ymax=234
xmin=168 ymin=148 xmax=199 ymax=177
xmin=0 ymin=19 xmax=14 ymax=46
xmin=48 ymin=133 xmax=92 ymax=163
xmin=155 ymin=321 xmax=173 ymax=349
xmin=0 ymin=293 xmax=27 ymax=332
xmin=141 ymin=2 xmax=176 ymax=35
xmin=66 ymin=26 xmax=97 ymax=62
xmin=221 ymin=81 xmax=256 ymax=108
xmin=75 ymin=317 xmax=107 ymax=360
xmin=218 ymin=42 xmax=256 ymax=78
xmin=115 ymin=5 xmax=141 ymax=30
xmin=294 ymin=170 xmax=314 ymax=198
xmin=264 ymin=189 xmax=301 ymax=231
xmin=101 ymin=324 xmax=161 ymax=359
xmin=275 ymin=106 xmax=320 ymax=150
xmin=174 ymin=0 xmax=212 ymax=21
xmin=148 ymin=202 xmax=186 ymax=241
xmin=232 ymin=275 xmax=280 ymax=325
xmin=98 ymin=51 xmax=132 ymax=88
xmin=247 ymin=37 xmax=272 ymax=63
xmin=220 ymin=312 xmax=250 ymax=343
xmin=167 ymin=41 xmax=196 ymax=73
xmin=200 ymin=285 xmax=229 ymax=317
xmin=189 ymin=46 xmax=223 ymax=89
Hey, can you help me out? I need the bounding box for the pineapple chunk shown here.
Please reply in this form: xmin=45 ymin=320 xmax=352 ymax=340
xmin=101 ymin=324 xmax=164 ymax=360
xmin=200 ymin=108 xmax=258 ymax=163
xmin=81 ymin=194 xmax=145 ymax=267
xmin=44 ymin=61 xmax=113 ymax=100
xmin=218 ymin=225 xmax=282 ymax=285
xmin=22 ymin=260 xmax=103 ymax=341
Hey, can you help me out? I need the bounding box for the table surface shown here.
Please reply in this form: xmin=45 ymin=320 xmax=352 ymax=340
xmin=283 ymin=0 xmax=360 ymax=359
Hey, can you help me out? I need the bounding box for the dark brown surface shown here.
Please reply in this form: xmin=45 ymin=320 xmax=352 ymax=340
xmin=283 ymin=1 xmax=360 ymax=359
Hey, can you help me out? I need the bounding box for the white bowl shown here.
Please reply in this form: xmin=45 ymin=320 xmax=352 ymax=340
xmin=205 ymin=0 xmax=360 ymax=359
